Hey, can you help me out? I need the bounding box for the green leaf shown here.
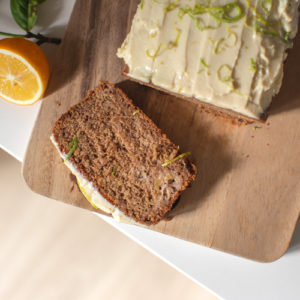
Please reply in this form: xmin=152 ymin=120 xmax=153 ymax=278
xmin=10 ymin=0 xmax=46 ymax=31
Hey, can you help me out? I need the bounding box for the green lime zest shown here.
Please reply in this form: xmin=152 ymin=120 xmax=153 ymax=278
xmin=191 ymin=2 xmax=244 ymax=23
xmin=253 ymin=22 xmax=277 ymax=37
xmin=283 ymin=31 xmax=292 ymax=46
xmin=233 ymin=90 xmax=249 ymax=97
xmin=200 ymin=58 xmax=209 ymax=68
xmin=178 ymin=1 xmax=244 ymax=32
xmin=245 ymin=0 xmax=289 ymax=43
xmin=146 ymin=45 xmax=163 ymax=58
xmin=217 ymin=64 xmax=233 ymax=84
xmin=284 ymin=31 xmax=290 ymax=42
xmin=65 ymin=136 xmax=80 ymax=161
xmin=133 ymin=110 xmax=140 ymax=115
xmin=173 ymin=27 xmax=181 ymax=46
xmin=210 ymin=2 xmax=244 ymax=23
xmin=150 ymin=30 xmax=158 ymax=38
xmin=164 ymin=0 xmax=179 ymax=12
xmin=213 ymin=27 xmax=237 ymax=54
xmin=244 ymin=18 xmax=276 ymax=38
xmin=146 ymin=43 xmax=168 ymax=58
xmin=250 ymin=58 xmax=257 ymax=71
xmin=260 ymin=0 xmax=272 ymax=16
xmin=246 ymin=0 xmax=272 ymax=27
xmin=152 ymin=0 xmax=179 ymax=12
xmin=217 ymin=64 xmax=249 ymax=97
xmin=214 ymin=37 xmax=226 ymax=54
xmin=199 ymin=58 xmax=211 ymax=75
xmin=195 ymin=17 xmax=221 ymax=31
xmin=152 ymin=0 xmax=166 ymax=4
xmin=112 ymin=166 xmax=117 ymax=176
xmin=208 ymin=37 xmax=215 ymax=44
xmin=162 ymin=152 xmax=191 ymax=167
xmin=141 ymin=0 xmax=145 ymax=9
xmin=225 ymin=27 xmax=238 ymax=47
xmin=146 ymin=28 xmax=181 ymax=58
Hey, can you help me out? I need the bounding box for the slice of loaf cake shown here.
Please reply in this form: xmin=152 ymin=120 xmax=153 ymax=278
xmin=51 ymin=82 xmax=196 ymax=225
xmin=117 ymin=0 xmax=300 ymax=121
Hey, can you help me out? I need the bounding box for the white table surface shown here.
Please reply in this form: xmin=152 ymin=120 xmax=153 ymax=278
xmin=1 ymin=1 xmax=300 ymax=299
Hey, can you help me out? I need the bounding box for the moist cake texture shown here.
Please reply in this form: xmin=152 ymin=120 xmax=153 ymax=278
xmin=51 ymin=82 xmax=196 ymax=225
xmin=117 ymin=0 xmax=300 ymax=119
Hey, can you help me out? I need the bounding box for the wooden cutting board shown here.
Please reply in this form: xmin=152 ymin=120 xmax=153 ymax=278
xmin=22 ymin=0 xmax=300 ymax=262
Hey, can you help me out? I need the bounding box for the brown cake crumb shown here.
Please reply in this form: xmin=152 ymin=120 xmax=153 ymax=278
xmin=52 ymin=82 xmax=196 ymax=225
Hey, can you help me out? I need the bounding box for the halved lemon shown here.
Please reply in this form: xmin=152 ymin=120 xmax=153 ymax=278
xmin=0 ymin=38 xmax=50 ymax=105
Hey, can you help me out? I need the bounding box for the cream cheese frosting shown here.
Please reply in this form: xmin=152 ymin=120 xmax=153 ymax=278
xmin=117 ymin=0 xmax=300 ymax=119
xmin=50 ymin=134 xmax=145 ymax=226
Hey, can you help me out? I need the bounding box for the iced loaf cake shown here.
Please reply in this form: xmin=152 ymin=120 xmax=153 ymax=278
xmin=117 ymin=0 xmax=300 ymax=120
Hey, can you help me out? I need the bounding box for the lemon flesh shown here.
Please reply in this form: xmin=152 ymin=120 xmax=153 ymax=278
xmin=0 ymin=50 xmax=42 ymax=104
xmin=76 ymin=178 xmax=99 ymax=209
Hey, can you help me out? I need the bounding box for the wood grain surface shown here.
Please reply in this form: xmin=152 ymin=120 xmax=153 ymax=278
xmin=23 ymin=0 xmax=300 ymax=262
